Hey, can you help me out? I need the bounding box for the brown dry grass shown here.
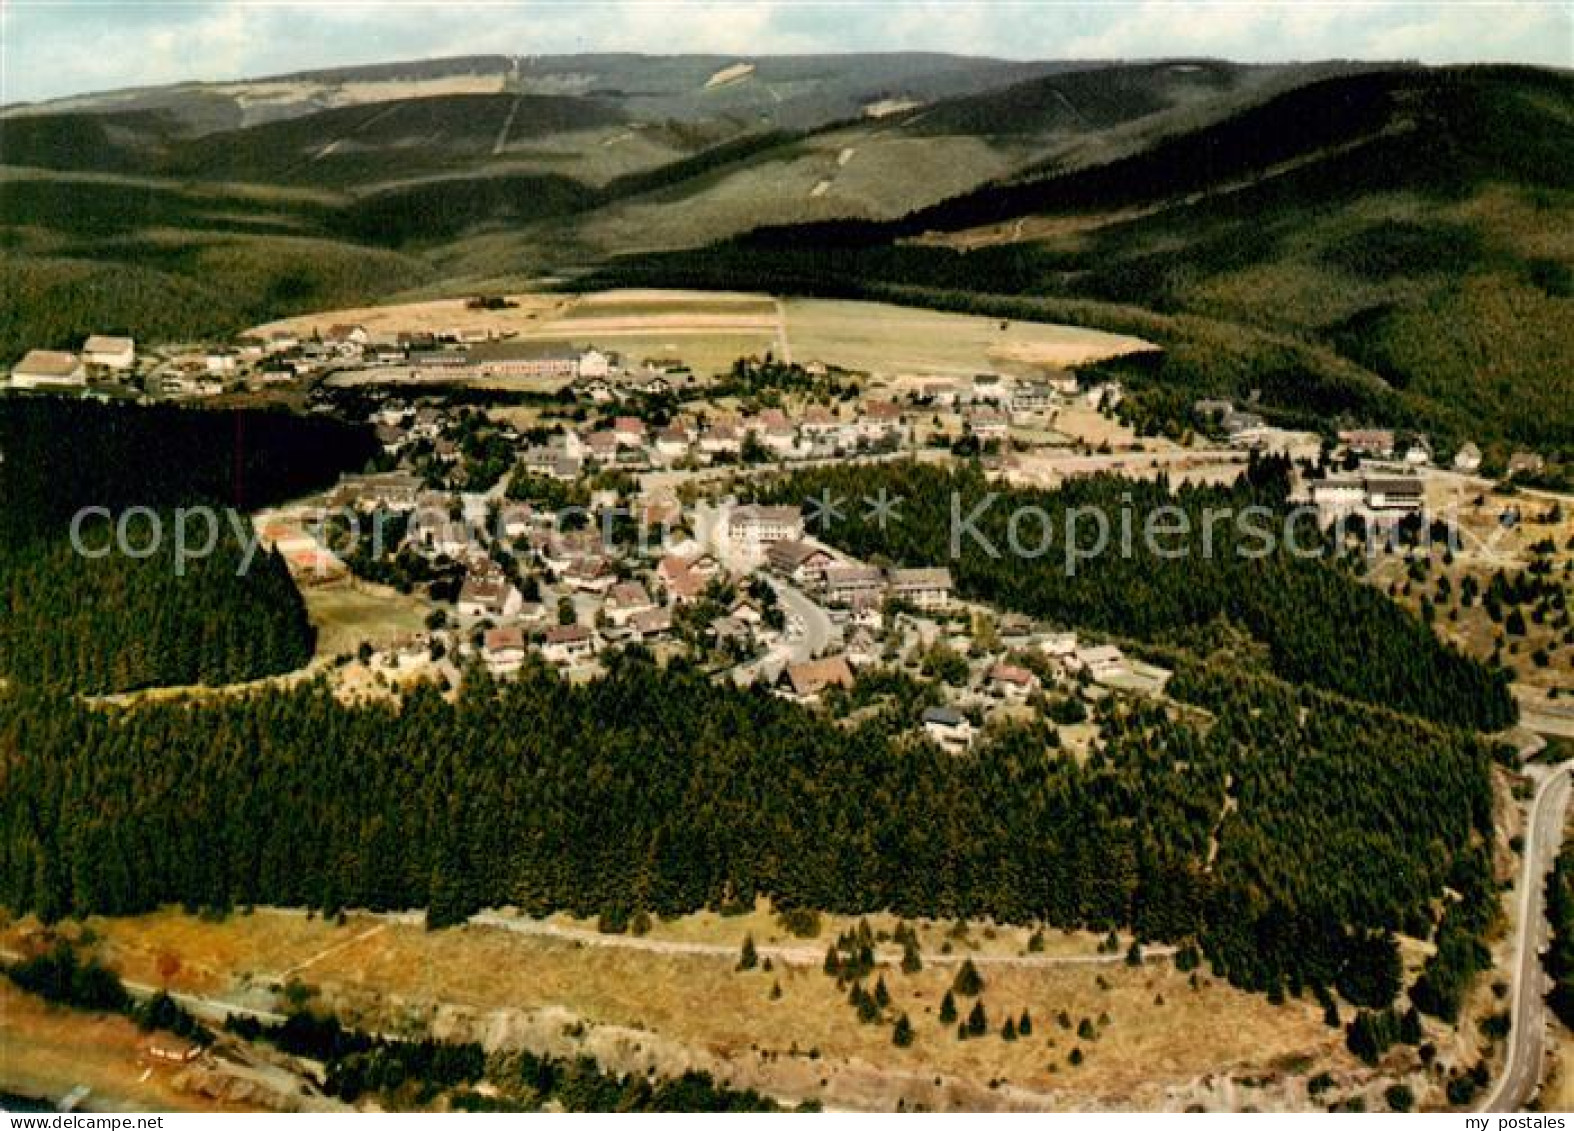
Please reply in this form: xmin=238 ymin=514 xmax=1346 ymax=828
xmin=249 ymin=294 xmax=567 ymax=339
xmin=1365 ymin=477 xmax=1574 ymax=697
xmin=252 ymin=290 xmax=1152 ymax=381
xmin=303 ymin=582 xmax=433 ymax=662
xmin=0 ymin=983 xmax=250 ymax=1112
xmin=33 ymin=908 xmax=1357 ymax=1112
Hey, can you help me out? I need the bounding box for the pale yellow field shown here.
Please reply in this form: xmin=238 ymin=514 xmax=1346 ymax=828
xmin=783 ymin=297 xmax=1152 ymax=377
xmin=249 ymin=294 xmax=568 ymax=340
xmin=249 ymin=289 xmax=1153 ymax=379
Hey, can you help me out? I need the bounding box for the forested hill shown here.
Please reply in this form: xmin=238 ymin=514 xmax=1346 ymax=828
xmin=0 ymin=398 xmax=377 ymax=540
xmin=0 ymin=400 xmax=375 ymax=692
xmin=0 ymin=650 xmax=1496 ymax=1005
xmin=754 ymin=460 xmax=1515 ymax=732
xmin=588 ymin=66 xmax=1574 ymax=449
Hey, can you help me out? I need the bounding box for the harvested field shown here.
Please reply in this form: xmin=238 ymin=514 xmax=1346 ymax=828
xmin=302 ymin=582 xmax=432 ymax=662
xmin=783 ymin=297 xmax=1152 ymax=378
xmin=248 ymin=289 xmax=1153 ymax=379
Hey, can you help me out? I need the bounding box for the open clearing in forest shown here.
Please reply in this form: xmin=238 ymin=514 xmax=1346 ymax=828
xmin=250 ymin=289 xmax=1153 ymax=378
xmin=6 ymin=906 xmax=1358 ymax=1113
xmin=302 ymin=582 xmax=432 ymax=662
xmin=0 ymin=983 xmax=252 ymax=1113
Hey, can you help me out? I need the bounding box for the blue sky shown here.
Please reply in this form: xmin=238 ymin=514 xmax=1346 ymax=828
xmin=1 ymin=1 xmax=1569 ymax=104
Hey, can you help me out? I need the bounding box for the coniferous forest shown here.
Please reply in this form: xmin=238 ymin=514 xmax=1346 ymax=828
xmin=0 ymin=648 xmax=1494 ymax=1000
xmin=0 ymin=399 xmax=375 ymax=692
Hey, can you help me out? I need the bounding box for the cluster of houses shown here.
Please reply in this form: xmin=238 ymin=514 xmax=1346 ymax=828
xmin=917 ymin=371 xmax=1091 ymax=412
xmin=323 ymin=435 xmax=1181 ymax=756
xmin=763 ymin=537 xmax=954 ymax=612
xmin=270 ymin=322 xmax=667 ymax=389
xmin=411 ymin=400 xmax=917 ymax=483
xmin=915 ymin=632 xmax=1168 ymax=750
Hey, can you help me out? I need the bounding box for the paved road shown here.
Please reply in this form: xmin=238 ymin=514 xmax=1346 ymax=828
xmin=770 ymin=579 xmax=833 ymax=663
xmin=1483 ymin=762 xmax=1573 ymax=1113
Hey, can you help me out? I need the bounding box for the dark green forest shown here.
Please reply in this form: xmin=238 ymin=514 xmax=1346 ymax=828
xmin=1546 ymin=839 xmax=1574 ymax=1030
xmin=583 ymin=67 xmax=1574 ymax=448
xmin=754 ymin=459 xmax=1515 ymax=731
xmin=0 ymin=524 xmax=311 ymax=694
xmin=0 ymin=399 xmax=374 ymax=692
xmin=0 ymin=643 xmax=1495 ymax=1002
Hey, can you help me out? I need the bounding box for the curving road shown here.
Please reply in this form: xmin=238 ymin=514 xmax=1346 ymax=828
xmin=769 ymin=578 xmax=834 ymax=663
xmin=1482 ymin=761 xmax=1572 ymax=1113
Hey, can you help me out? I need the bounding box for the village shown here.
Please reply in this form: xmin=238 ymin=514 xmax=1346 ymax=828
xmin=5 ymin=293 xmax=1566 ymax=751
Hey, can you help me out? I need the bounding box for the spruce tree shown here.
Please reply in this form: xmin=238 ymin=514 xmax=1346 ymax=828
xmin=892 ymin=1013 xmax=914 ymax=1048
xmin=952 ymin=958 xmax=984 ymax=996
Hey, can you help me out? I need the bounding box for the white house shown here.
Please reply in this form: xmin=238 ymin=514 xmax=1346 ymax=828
xmin=967 ymin=409 xmax=1009 ymax=442
xmin=458 ymin=576 xmax=524 ymax=620
xmin=922 ymin=706 xmax=974 ymax=750
xmin=886 ymin=567 xmax=953 ymax=611
xmin=1453 ymin=443 xmax=1483 ymax=474
xmin=988 ymin=663 xmax=1040 ymax=699
xmin=700 ymin=423 xmax=743 ymax=458
xmin=628 ymin=607 xmax=674 ymax=641
xmin=482 ymin=627 xmax=527 ymax=674
xmin=766 ymin=539 xmax=835 ymax=585
xmin=1071 ymin=644 xmax=1127 ymax=680
xmin=577 ymin=348 xmax=612 ymax=379
xmin=655 ymin=426 xmax=690 ymax=463
xmin=1310 ymin=477 xmax=1367 ymax=519
xmin=1362 ymin=476 xmax=1424 ymax=512
xmin=82 ymin=335 xmax=135 ymax=370
xmin=541 ymin=624 xmax=597 ymax=665
xmin=604 ymin=581 xmax=655 ymax=626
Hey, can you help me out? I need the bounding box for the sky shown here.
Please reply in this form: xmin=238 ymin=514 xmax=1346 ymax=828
xmin=1 ymin=0 xmax=1569 ymax=104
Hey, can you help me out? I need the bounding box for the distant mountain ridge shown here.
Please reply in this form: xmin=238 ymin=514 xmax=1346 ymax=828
xmin=1 ymin=56 xmax=1568 ymax=446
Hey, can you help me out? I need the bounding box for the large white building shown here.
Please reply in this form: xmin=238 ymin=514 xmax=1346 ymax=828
xmin=10 ymin=350 xmax=86 ymax=390
xmin=82 ymin=335 xmax=135 ymax=370
xmin=726 ymin=504 xmax=804 ymax=559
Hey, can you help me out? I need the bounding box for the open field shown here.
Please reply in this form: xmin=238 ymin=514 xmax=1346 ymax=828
xmin=0 ymin=983 xmax=252 ymax=1113
xmin=250 ymin=289 xmax=1154 ymax=379
xmin=249 ymin=293 xmax=568 ymax=339
xmin=3 ymin=906 xmax=1377 ymax=1113
xmin=783 ymin=297 xmax=1153 ymax=377
xmin=303 ymin=582 xmax=433 ymax=662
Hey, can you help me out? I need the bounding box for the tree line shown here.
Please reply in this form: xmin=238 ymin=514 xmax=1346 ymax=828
xmin=0 ymin=644 xmax=1496 ymax=1002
